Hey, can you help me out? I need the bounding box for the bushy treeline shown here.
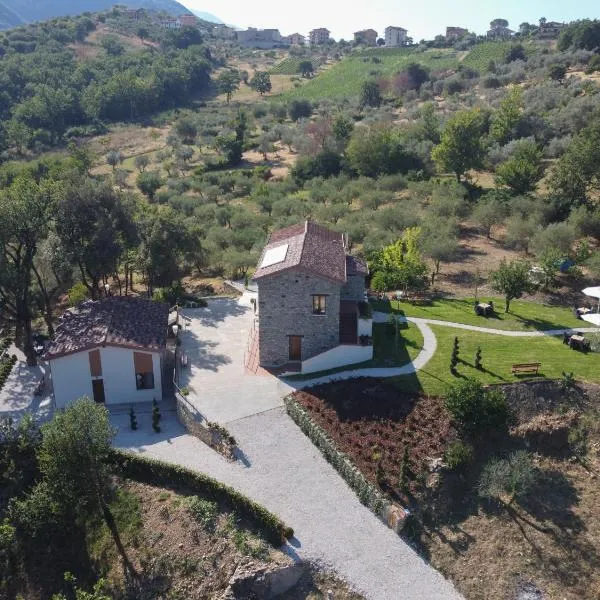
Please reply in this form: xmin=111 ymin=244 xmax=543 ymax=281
xmin=0 ymin=14 xmax=213 ymax=152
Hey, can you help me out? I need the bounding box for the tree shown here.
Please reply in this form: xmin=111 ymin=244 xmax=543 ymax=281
xmin=288 ymin=99 xmax=312 ymax=121
xmin=549 ymin=119 xmax=600 ymax=207
xmin=495 ymin=140 xmax=544 ymax=194
xmin=137 ymin=26 xmax=149 ymax=43
xmin=136 ymin=170 xmax=163 ymax=200
xmin=217 ymin=70 xmax=240 ymax=104
xmin=490 ymin=259 xmax=536 ymax=312
xmin=346 ymin=124 xmax=423 ymax=177
xmin=250 ymin=71 xmax=272 ymax=96
xmin=490 ymin=87 xmax=523 ymax=144
xmin=106 ymin=150 xmax=122 ymax=171
xmin=56 ymin=178 xmax=136 ymax=299
xmin=420 ymin=217 xmax=460 ymax=285
xmin=504 ymin=44 xmax=526 ymax=63
xmin=359 ymin=80 xmax=382 ymax=108
xmin=491 ymin=18 xmax=509 ymax=29
xmin=175 ymin=117 xmax=198 ymax=144
xmin=215 ymin=133 xmax=243 ymax=166
xmin=432 ymin=109 xmax=486 ymax=181
xmin=404 ymin=62 xmax=430 ymax=90
xmin=298 ymin=60 xmax=314 ymax=78
xmin=371 ymin=228 xmax=429 ymax=293
xmin=134 ymin=154 xmax=150 ymax=173
xmin=377 ymin=37 xmax=385 ymax=46
xmin=548 ymin=64 xmax=567 ymax=82
xmin=558 ymin=19 xmax=600 ymax=51
xmin=479 ymin=451 xmax=536 ymax=506
xmin=258 ymin=134 xmax=276 ymax=161
xmin=0 ymin=176 xmax=58 ymax=364
xmin=332 ymin=113 xmax=354 ymax=143
xmin=100 ymin=35 xmax=124 ymax=56
xmin=418 ymin=102 xmax=440 ymax=144
xmin=471 ymin=194 xmax=508 ymax=238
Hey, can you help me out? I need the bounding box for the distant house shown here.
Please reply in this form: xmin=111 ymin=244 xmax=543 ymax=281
xmin=160 ymin=17 xmax=181 ymax=29
xmin=537 ymin=21 xmax=564 ymax=39
xmin=446 ymin=26 xmax=468 ymax=40
xmin=45 ymin=297 xmax=173 ymax=408
xmin=285 ymin=32 xmax=306 ymax=46
xmin=179 ymin=14 xmax=198 ymax=27
xmin=123 ymin=8 xmax=144 ymax=20
xmin=251 ymin=221 xmax=372 ymax=375
xmin=309 ymin=28 xmax=330 ymax=45
xmin=354 ymin=28 xmax=378 ymax=45
xmin=237 ymin=27 xmax=287 ymax=48
xmin=385 ymin=26 xmax=408 ymax=47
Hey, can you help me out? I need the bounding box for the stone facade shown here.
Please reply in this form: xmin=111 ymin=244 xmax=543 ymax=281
xmin=341 ymin=274 xmax=365 ymax=302
xmin=257 ymin=271 xmax=341 ymax=366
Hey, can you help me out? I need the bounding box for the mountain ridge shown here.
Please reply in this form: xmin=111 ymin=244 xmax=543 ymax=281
xmin=0 ymin=0 xmax=197 ymax=30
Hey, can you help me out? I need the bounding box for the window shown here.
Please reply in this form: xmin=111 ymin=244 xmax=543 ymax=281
xmin=133 ymin=352 xmax=155 ymax=390
xmin=312 ymin=295 xmax=327 ymax=315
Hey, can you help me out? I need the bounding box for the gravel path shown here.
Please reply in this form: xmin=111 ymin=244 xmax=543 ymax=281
xmin=115 ymin=407 xmax=463 ymax=600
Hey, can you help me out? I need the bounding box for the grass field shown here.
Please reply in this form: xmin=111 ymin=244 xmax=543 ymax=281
xmin=394 ymin=324 xmax=600 ymax=396
xmin=373 ymin=297 xmax=585 ymax=332
xmin=278 ymin=48 xmax=461 ymax=100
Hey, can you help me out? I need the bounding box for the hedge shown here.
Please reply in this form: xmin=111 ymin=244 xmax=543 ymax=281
xmin=109 ymin=448 xmax=292 ymax=546
xmin=285 ymin=395 xmax=395 ymax=524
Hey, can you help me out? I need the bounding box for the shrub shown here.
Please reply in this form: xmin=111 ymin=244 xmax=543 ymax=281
xmin=185 ymin=496 xmax=218 ymax=529
xmin=444 ymin=440 xmax=474 ymax=470
xmin=478 ymin=451 xmax=536 ymax=503
xmin=288 ymin=99 xmax=312 ymax=121
xmin=129 ymin=406 xmax=137 ymax=431
xmin=68 ymin=282 xmax=89 ymax=307
xmin=152 ymin=399 xmax=161 ymax=433
xmin=444 ymin=380 xmax=509 ymax=432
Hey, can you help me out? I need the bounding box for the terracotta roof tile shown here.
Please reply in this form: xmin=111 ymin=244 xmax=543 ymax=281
xmin=45 ymin=297 xmax=169 ymax=359
xmin=253 ymin=221 xmax=348 ymax=283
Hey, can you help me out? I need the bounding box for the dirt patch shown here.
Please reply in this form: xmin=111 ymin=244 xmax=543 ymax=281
xmin=243 ymin=142 xmax=297 ymax=179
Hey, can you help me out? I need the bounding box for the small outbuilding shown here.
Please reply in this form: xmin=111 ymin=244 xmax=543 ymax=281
xmin=45 ymin=297 xmax=170 ymax=408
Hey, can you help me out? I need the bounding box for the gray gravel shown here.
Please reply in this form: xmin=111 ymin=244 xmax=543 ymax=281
xmin=115 ymin=407 xmax=463 ymax=600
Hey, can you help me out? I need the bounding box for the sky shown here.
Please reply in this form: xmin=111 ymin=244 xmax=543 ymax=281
xmin=179 ymin=0 xmax=599 ymax=40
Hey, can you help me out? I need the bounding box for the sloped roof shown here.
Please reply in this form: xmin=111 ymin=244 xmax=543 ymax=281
xmin=253 ymin=221 xmax=348 ymax=283
xmin=45 ymin=297 xmax=169 ymax=360
xmin=346 ymin=255 xmax=369 ymax=276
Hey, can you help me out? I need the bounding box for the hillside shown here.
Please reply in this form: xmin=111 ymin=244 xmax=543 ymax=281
xmin=0 ymin=0 xmax=192 ymax=30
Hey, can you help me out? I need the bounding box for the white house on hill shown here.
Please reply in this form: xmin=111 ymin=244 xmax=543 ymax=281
xmin=45 ymin=297 xmax=171 ymax=408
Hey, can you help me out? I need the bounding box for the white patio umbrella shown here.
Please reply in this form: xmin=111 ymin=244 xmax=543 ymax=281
xmin=582 ymin=287 xmax=600 ymax=326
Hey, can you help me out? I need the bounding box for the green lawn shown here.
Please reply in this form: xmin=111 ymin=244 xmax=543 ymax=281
xmin=393 ymin=325 xmax=600 ymax=396
xmin=372 ymin=297 xmax=584 ymax=332
xmin=285 ymin=322 xmax=423 ymax=380
xmin=278 ymin=48 xmax=461 ymax=100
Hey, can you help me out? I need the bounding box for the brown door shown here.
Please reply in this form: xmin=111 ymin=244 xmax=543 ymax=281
xmin=289 ymin=336 xmax=302 ymax=361
xmin=92 ymin=379 xmax=105 ymax=404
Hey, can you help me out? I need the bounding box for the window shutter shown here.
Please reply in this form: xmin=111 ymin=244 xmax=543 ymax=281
xmin=89 ymin=350 xmax=102 ymax=377
xmin=133 ymin=352 xmax=153 ymax=374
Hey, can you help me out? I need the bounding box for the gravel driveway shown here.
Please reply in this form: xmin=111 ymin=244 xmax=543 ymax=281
xmin=115 ymin=296 xmax=462 ymax=600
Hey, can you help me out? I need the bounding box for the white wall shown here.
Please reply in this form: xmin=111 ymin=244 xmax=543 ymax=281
xmin=300 ymin=344 xmax=373 ymax=374
xmin=358 ymin=318 xmax=373 ymax=337
xmin=50 ymin=346 xmax=163 ymax=409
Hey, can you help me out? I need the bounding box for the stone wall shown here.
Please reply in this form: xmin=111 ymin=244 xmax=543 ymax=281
xmin=257 ymin=270 xmax=341 ymax=366
xmin=341 ymin=274 xmax=365 ymax=302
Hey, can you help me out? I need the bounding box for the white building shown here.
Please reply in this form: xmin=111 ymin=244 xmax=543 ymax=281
xmin=45 ymin=297 xmax=171 ymax=408
xmin=385 ymin=26 xmax=408 ymax=47
xmin=237 ymin=28 xmax=286 ymax=48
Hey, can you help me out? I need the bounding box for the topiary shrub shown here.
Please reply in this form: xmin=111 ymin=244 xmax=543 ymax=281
xmin=444 ymin=379 xmax=510 ymax=432
xmin=129 ymin=406 xmax=138 ymax=431
xmin=152 ymin=399 xmax=161 ymax=433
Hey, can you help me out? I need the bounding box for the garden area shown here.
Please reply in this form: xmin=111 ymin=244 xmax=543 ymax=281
xmin=292 ymin=377 xmax=600 ymax=600
xmin=374 ymin=297 xmax=585 ymax=331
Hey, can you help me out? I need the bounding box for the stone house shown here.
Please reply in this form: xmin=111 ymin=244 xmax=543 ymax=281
xmin=45 ymin=297 xmax=173 ymax=408
xmin=252 ymin=222 xmax=372 ymax=374
xmin=285 ymin=33 xmax=306 ymax=46
xmin=179 ymin=14 xmax=198 ymax=27
xmin=385 ymin=26 xmax=408 ymax=47
xmin=537 ymin=21 xmax=564 ymax=39
xmin=354 ymin=29 xmax=378 ymax=45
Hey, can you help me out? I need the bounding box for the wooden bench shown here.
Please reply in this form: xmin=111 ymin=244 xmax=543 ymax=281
xmin=512 ymin=363 xmax=541 ymax=375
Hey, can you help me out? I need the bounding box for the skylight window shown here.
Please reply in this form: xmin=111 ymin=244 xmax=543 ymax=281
xmin=260 ymin=244 xmax=288 ymax=268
